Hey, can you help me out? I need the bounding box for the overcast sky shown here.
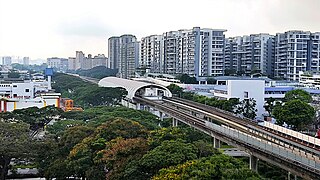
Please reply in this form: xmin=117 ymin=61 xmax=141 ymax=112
xmin=0 ymin=0 xmax=320 ymax=60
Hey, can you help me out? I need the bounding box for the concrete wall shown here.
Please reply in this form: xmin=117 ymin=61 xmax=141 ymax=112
xmin=0 ymin=96 xmax=59 ymax=112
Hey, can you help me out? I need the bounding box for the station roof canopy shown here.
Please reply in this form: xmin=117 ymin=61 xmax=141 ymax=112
xmin=98 ymin=77 xmax=172 ymax=100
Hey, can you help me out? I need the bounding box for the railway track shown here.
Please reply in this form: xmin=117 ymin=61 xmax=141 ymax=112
xmin=134 ymin=96 xmax=320 ymax=179
xmin=164 ymin=97 xmax=320 ymax=155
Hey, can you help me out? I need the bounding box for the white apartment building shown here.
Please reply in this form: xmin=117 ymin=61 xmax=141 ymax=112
xmin=198 ymin=28 xmax=226 ymax=77
xmin=118 ymin=35 xmax=139 ymax=79
xmin=22 ymin=57 xmax=30 ymax=65
xmin=67 ymin=52 xmax=107 ymax=71
xmin=225 ymin=34 xmax=275 ymax=76
xmin=68 ymin=57 xmax=77 ymax=70
xmin=108 ymin=37 xmax=120 ymax=69
xmin=140 ymin=35 xmax=164 ymax=73
xmin=299 ymin=72 xmax=320 ymax=89
xmin=139 ymin=27 xmax=226 ymax=78
xmin=76 ymin=51 xmax=85 ymax=70
xmin=2 ymin=56 xmax=12 ymax=66
xmin=91 ymin=54 xmax=107 ymax=68
xmin=47 ymin=57 xmax=68 ymax=71
xmin=275 ymin=31 xmax=320 ymax=81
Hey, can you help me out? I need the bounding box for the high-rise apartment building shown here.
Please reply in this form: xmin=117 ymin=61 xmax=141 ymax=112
xmin=22 ymin=57 xmax=30 ymax=65
xmin=67 ymin=52 xmax=107 ymax=71
xmin=76 ymin=51 xmax=85 ymax=70
xmin=2 ymin=56 xmax=12 ymax=66
xmin=81 ymin=56 xmax=92 ymax=70
xmin=310 ymin=33 xmax=320 ymax=72
xmin=139 ymin=27 xmax=226 ymax=78
xmin=140 ymin=35 xmax=164 ymax=73
xmin=197 ymin=28 xmax=226 ymax=77
xmin=118 ymin=35 xmax=139 ymax=79
xmin=108 ymin=37 xmax=120 ymax=69
xmin=68 ymin=57 xmax=77 ymax=70
xmin=91 ymin=54 xmax=107 ymax=68
xmin=274 ymin=31 xmax=320 ymax=81
xmin=47 ymin=57 xmax=68 ymax=71
xmin=225 ymin=34 xmax=275 ymax=76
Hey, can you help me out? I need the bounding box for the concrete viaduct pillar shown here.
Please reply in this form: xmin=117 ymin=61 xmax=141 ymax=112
xmin=172 ymin=118 xmax=178 ymax=127
xmin=288 ymin=172 xmax=297 ymax=180
xmin=249 ymin=155 xmax=258 ymax=172
xmin=136 ymin=103 xmax=140 ymax=110
xmin=212 ymin=136 xmax=221 ymax=148
xmin=159 ymin=111 xmax=164 ymax=121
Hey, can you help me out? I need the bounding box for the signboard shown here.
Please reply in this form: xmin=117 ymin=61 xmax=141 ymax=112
xmin=45 ymin=68 xmax=54 ymax=76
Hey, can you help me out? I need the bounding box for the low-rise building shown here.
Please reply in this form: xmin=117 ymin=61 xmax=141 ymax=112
xmin=0 ymin=70 xmax=60 ymax=112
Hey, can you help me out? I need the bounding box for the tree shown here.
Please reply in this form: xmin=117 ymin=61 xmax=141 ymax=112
xmin=273 ymin=99 xmax=315 ymax=130
xmin=126 ymin=140 xmax=198 ymax=179
xmin=167 ymin=84 xmax=183 ymax=97
xmin=264 ymin=97 xmax=277 ymax=116
xmin=97 ymin=138 xmax=149 ymax=180
xmin=152 ymin=154 xmax=260 ymax=180
xmin=76 ymin=66 xmax=118 ymax=79
xmin=76 ymin=86 xmax=127 ymax=107
xmin=224 ymin=68 xmax=237 ymax=76
xmin=236 ymin=98 xmax=257 ymax=119
xmin=52 ymin=73 xmax=127 ymax=107
xmin=37 ymin=125 xmax=95 ymax=179
xmin=8 ymin=71 xmax=20 ymax=78
xmin=177 ymin=74 xmax=197 ymax=84
xmin=56 ymin=119 xmax=148 ymax=179
xmin=284 ymin=89 xmax=312 ymax=103
xmin=206 ymin=77 xmax=216 ymax=84
xmin=0 ymin=121 xmax=32 ymax=180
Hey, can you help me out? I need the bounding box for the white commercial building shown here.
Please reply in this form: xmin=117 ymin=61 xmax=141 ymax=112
xmin=213 ymin=79 xmax=265 ymax=118
xmin=0 ymin=72 xmax=60 ymax=112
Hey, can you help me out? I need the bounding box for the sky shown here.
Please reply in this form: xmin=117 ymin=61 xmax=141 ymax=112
xmin=0 ymin=0 xmax=320 ymax=60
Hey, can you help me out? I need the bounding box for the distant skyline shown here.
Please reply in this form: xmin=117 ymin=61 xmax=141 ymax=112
xmin=1 ymin=0 xmax=320 ymax=59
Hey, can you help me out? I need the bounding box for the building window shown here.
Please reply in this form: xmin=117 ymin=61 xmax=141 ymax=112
xmin=244 ymin=91 xmax=249 ymax=98
xmin=25 ymin=89 xmax=30 ymax=92
xmin=13 ymin=94 xmax=17 ymax=98
xmin=13 ymin=85 xmax=17 ymax=87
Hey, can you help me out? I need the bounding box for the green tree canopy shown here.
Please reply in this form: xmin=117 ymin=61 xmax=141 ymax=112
xmin=125 ymin=140 xmax=198 ymax=179
xmin=284 ymin=89 xmax=312 ymax=103
xmin=97 ymin=137 xmax=149 ymax=180
xmin=236 ymin=98 xmax=257 ymax=119
xmin=52 ymin=73 xmax=127 ymax=107
xmin=167 ymin=84 xmax=183 ymax=97
xmin=264 ymin=97 xmax=277 ymax=116
xmin=273 ymin=99 xmax=315 ymax=130
xmin=152 ymin=154 xmax=260 ymax=180
xmin=177 ymin=74 xmax=197 ymax=84
xmin=0 ymin=121 xmax=32 ymax=179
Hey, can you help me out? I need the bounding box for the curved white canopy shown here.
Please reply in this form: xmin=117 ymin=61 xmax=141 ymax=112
xmin=98 ymin=77 xmax=172 ymax=100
